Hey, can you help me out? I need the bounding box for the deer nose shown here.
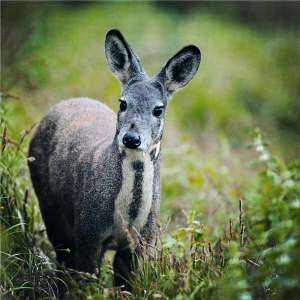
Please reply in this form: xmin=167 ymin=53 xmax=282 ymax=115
xmin=123 ymin=132 xmax=141 ymax=149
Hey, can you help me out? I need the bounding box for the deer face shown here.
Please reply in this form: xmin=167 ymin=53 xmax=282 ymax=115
xmin=105 ymin=29 xmax=201 ymax=155
xmin=116 ymin=80 xmax=165 ymax=154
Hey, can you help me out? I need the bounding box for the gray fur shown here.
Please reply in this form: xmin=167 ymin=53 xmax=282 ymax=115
xmin=28 ymin=29 xmax=201 ymax=288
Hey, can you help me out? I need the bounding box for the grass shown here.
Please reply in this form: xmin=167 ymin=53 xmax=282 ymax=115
xmin=1 ymin=2 xmax=300 ymax=299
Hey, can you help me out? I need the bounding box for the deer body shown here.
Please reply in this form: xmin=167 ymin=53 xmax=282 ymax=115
xmin=28 ymin=30 xmax=201 ymax=288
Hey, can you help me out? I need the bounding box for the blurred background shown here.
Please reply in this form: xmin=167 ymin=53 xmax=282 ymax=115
xmin=1 ymin=1 xmax=300 ymax=229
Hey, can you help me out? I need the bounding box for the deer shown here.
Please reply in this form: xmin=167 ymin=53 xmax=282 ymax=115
xmin=28 ymin=29 xmax=201 ymax=289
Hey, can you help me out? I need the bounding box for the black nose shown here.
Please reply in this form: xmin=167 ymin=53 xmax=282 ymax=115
xmin=123 ymin=132 xmax=141 ymax=149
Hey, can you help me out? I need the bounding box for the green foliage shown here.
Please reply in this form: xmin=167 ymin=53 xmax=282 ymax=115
xmin=0 ymin=107 xmax=59 ymax=298
xmin=245 ymin=130 xmax=300 ymax=299
xmin=214 ymin=130 xmax=300 ymax=300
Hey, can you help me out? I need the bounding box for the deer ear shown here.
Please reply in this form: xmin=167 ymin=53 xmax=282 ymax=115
xmin=105 ymin=29 xmax=145 ymax=85
xmin=157 ymin=45 xmax=201 ymax=95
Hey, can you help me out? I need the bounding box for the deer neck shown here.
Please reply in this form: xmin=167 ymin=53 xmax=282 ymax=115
xmin=113 ymin=143 xmax=160 ymax=234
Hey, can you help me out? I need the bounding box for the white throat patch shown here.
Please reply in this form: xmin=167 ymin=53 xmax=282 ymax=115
xmin=114 ymin=150 xmax=154 ymax=234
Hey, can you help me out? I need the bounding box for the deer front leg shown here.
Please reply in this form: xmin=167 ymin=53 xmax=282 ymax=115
xmin=75 ymin=236 xmax=104 ymax=275
xmin=113 ymin=219 xmax=157 ymax=291
xmin=74 ymin=194 xmax=113 ymax=275
xmin=113 ymin=247 xmax=139 ymax=290
xmin=74 ymin=217 xmax=106 ymax=275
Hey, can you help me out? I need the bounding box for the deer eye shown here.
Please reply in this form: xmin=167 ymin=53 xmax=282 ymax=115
xmin=153 ymin=106 xmax=164 ymax=117
xmin=119 ymin=99 xmax=127 ymax=112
